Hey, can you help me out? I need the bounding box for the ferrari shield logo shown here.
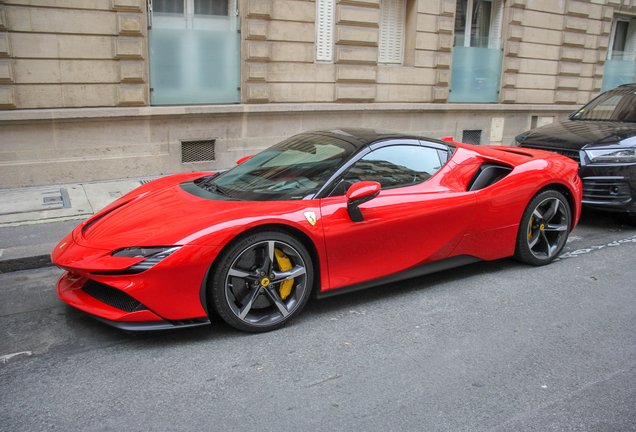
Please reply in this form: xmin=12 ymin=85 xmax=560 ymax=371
xmin=304 ymin=211 xmax=317 ymax=226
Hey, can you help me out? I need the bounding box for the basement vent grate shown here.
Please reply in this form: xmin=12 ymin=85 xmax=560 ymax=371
xmin=182 ymin=140 xmax=216 ymax=163
xmin=462 ymin=130 xmax=482 ymax=145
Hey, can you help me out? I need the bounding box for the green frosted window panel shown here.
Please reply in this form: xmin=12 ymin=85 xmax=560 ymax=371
xmin=602 ymin=58 xmax=636 ymax=93
xmin=149 ymin=14 xmax=240 ymax=105
xmin=449 ymin=43 xmax=502 ymax=103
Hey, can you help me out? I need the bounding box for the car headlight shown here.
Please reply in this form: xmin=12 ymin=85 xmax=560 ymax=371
xmin=585 ymin=148 xmax=636 ymax=164
xmin=112 ymin=246 xmax=181 ymax=273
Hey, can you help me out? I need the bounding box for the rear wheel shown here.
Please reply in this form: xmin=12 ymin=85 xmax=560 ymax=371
xmin=209 ymin=230 xmax=313 ymax=333
xmin=515 ymin=190 xmax=571 ymax=266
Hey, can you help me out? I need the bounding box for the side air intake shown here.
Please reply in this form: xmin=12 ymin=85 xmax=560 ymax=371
xmin=467 ymin=163 xmax=513 ymax=191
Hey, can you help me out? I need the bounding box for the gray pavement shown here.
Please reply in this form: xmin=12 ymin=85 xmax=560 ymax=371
xmin=1 ymin=221 xmax=635 ymax=431
xmin=1 ymin=175 xmax=635 ymax=430
xmin=0 ymin=177 xmax=160 ymax=273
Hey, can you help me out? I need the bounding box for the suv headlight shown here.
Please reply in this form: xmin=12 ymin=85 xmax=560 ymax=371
xmin=585 ymin=148 xmax=636 ymax=164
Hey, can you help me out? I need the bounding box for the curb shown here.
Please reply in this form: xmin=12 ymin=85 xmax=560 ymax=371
xmin=0 ymin=255 xmax=55 ymax=274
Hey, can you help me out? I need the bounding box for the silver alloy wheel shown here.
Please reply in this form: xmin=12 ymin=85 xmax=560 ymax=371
xmin=526 ymin=196 xmax=569 ymax=260
xmin=224 ymin=240 xmax=308 ymax=327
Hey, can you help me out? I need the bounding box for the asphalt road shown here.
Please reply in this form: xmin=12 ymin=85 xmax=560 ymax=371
xmin=1 ymin=209 xmax=635 ymax=431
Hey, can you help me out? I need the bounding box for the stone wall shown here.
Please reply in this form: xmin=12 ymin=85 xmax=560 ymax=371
xmin=0 ymin=0 xmax=147 ymax=109
xmin=501 ymin=0 xmax=612 ymax=105
xmin=0 ymin=0 xmax=635 ymax=189
xmin=243 ymin=0 xmax=456 ymax=103
xmin=0 ymin=102 xmax=577 ymax=188
xmin=1 ymin=0 xmax=635 ymax=108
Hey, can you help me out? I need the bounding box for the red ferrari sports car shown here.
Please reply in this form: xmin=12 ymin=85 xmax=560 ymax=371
xmin=52 ymin=129 xmax=582 ymax=333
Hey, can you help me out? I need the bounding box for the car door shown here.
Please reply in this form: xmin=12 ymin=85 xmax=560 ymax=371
xmin=319 ymin=141 xmax=477 ymax=290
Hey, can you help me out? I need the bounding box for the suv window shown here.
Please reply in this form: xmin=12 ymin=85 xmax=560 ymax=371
xmin=572 ymin=88 xmax=636 ymax=122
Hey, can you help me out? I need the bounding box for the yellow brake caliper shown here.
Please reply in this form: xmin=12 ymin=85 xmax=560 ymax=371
xmin=274 ymin=249 xmax=294 ymax=300
xmin=528 ymin=216 xmax=534 ymax=241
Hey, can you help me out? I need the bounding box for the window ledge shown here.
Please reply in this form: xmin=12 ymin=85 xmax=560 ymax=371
xmin=0 ymin=102 xmax=582 ymax=123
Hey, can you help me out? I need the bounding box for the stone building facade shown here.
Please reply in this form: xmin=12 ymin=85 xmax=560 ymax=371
xmin=0 ymin=0 xmax=635 ymax=188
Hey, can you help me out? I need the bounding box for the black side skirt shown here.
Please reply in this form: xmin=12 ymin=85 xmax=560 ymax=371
xmin=315 ymin=255 xmax=482 ymax=299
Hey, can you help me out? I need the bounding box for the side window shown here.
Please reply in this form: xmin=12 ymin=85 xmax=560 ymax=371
xmin=332 ymin=145 xmax=442 ymax=195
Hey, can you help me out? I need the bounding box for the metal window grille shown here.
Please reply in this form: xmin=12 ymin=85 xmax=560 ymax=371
xmin=181 ymin=140 xmax=216 ymax=163
xmin=462 ymin=130 xmax=482 ymax=145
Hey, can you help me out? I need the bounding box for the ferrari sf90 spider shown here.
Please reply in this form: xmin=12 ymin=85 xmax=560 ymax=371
xmin=52 ymin=129 xmax=582 ymax=333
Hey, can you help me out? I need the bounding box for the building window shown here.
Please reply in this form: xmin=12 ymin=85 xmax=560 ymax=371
xmin=608 ymin=18 xmax=636 ymax=61
xmin=152 ymin=0 xmax=235 ymax=17
xmin=602 ymin=18 xmax=636 ymax=92
xmin=378 ymin=0 xmax=406 ymax=64
xmin=449 ymin=0 xmax=504 ymax=103
xmin=454 ymin=0 xmax=503 ymax=49
xmin=315 ymin=0 xmax=336 ymax=62
xmin=148 ymin=0 xmax=240 ymax=105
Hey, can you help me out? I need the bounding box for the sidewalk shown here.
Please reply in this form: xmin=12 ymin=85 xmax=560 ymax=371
xmin=0 ymin=176 xmax=161 ymax=273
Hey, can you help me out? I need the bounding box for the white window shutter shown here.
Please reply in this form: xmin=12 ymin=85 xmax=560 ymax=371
xmin=489 ymin=0 xmax=504 ymax=49
xmin=316 ymin=0 xmax=336 ymax=62
xmin=378 ymin=0 xmax=406 ymax=64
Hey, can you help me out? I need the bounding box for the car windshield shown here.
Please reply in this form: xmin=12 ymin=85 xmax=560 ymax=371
xmin=199 ymin=133 xmax=357 ymax=200
xmin=572 ymin=87 xmax=636 ymax=122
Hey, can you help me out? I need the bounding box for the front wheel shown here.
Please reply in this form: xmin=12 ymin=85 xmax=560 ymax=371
xmin=515 ymin=190 xmax=571 ymax=266
xmin=209 ymin=230 xmax=313 ymax=333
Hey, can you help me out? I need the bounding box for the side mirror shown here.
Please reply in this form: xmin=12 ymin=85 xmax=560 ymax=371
xmin=441 ymin=136 xmax=454 ymax=142
xmin=236 ymin=155 xmax=254 ymax=165
xmin=346 ymin=181 xmax=381 ymax=222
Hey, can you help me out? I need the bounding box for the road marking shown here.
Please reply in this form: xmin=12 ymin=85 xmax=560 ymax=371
xmin=0 ymin=351 xmax=33 ymax=364
xmin=557 ymin=234 xmax=636 ymax=261
xmin=305 ymin=374 xmax=343 ymax=388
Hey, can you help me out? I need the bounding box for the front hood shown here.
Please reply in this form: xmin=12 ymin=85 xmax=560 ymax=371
xmin=517 ymin=120 xmax=636 ymax=150
xmin=73 ymin=175 xmax=314 ymax=250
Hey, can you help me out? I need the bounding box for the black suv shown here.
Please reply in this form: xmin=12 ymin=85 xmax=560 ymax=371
xmin=515 ymin=84 xmax=636 ymax=220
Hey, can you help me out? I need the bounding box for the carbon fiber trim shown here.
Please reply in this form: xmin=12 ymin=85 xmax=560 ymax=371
xmin=82 ymin=280 xmax=148 ymax=313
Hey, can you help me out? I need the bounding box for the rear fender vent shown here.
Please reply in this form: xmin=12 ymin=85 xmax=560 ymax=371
xmin=182 ymin=140 xmax=216 ymax=163
xmin=467 ymin=163 xmax=513 ymax=191
xmin=462 ymin=130 xmax=482 ymax=145
xmin=501 ymin=149 xmax=533 ymax=158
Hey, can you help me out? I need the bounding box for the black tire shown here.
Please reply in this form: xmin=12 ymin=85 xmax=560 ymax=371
xmin=209 ymin=230 xmax=313 ymax=333
xmin=515 ymin=190 xmax=571 ymax=266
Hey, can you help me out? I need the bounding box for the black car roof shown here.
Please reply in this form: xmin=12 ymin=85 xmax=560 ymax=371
xmin=303 ymin=128 xmax=449 ymax=150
